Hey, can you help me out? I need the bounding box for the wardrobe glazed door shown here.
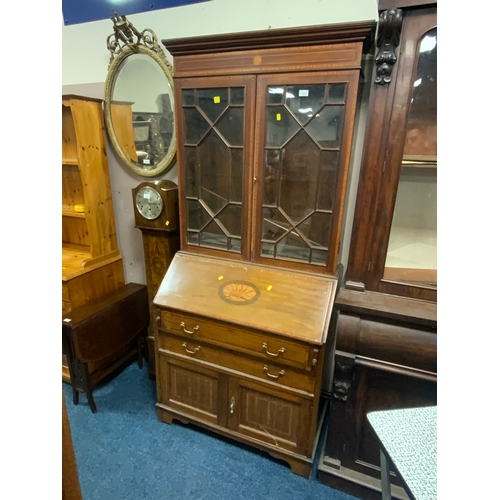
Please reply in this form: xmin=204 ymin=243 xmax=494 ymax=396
xmin=174 ymin=75 xmax=257 ymax=261
xmin=252 ymin=71 xmax=360 ymax=274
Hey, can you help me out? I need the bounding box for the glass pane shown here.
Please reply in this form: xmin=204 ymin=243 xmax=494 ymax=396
xmin=305 ymin=105 xmax=344 ymax=148
xmin=261 ymin=242 xmax=275 ymax=257
xmin=230 ymin=88 xmax=244 ymax=105
xmin=263 ymin=149 xmax=280 ymax=206
xmin=403 ymin=29 xmax=437 ymax=160
xmin=311 ymin=249 xmax=328 ymax=265
xmin=183 ymin=107 xmax=210 ymax=145
xmin=187 ymin=231 xmax=199 ymax=245
xmin=266 ymin=106 xmax=300 ymax=148
xmin=280 ymin=130 xmax=320 ymax=224
xmin=317 ymin=151 xmax=340 ymax=210
xmin=268 ymin=86 xmax=285 ymax=104
xmin=230 ymin=149 xmax=243 ymax=203
xmin=384 ymin=29 xmax=437 ymax=286
xmin=187 ymin=199 xmax=211 ymax=230
xmin=199 ymin=130 xmax=230 ymax=215
xmin=217 ymin=204 xmax=242 ymax=237
xmin=200 ymin=220 xmax=228 ymax=249
xmin=229 ymin=238 xmax=241 ymax=253
xmin=285 ymin=84 xmax=326 ymax=125
xmin=296 ymin=212 xmax=332 ymax=249
xmin=216 ymin=108 xmax=244 ymax=146
xmin=182 ymin=89 xmax=195 ymax=106
xmin=185 ymin=146 xmax=198 ymax=198
xmin=276 ymin=231 xmax=311 ymax=261
xmin=197 ymin=88 xmax=228 ymax=123
xmin=328 ymin=83 xmax=346 ymax=104
xmin=262 ymin=208 xmax=292 ymax=241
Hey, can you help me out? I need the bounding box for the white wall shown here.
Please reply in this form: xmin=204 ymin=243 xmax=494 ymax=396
xmin=63 ymin=0 xmax=378 ymax=85
xmin=62 ymin=0 xmax=378 ymax=285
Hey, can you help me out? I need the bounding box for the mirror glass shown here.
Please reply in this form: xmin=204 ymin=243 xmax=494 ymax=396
xmin=106 ymin=50 xmax=176 ymax=176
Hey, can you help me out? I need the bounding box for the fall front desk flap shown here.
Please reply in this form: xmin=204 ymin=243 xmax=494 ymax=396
xmin=153 ymin=252 xmax=338 ymax=345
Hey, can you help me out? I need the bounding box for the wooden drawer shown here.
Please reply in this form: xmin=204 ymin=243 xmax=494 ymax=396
xmin=158 ymin=332 xmax=315 ymax=394
xmin=160 ymin=310 xmax=315 ymax=370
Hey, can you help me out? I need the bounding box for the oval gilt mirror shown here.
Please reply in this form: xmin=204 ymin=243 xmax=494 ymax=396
xmin=104 ymin=13 xmax=176 ymax=177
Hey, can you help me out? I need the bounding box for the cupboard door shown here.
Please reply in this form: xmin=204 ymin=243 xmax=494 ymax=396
xmin=157 ymin=354 xmax=228 ymax=426
xmin=253 ymin=71 xmax=360 ymax=273
xmin=227 ymin=376 xmax=312 ymax=456
xmin=175 ymin=75 xmax=256 ymax=260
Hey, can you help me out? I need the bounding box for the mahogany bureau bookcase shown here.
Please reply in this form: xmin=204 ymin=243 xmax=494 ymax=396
xmin=152 ymin=22 xmax=375 ymax=478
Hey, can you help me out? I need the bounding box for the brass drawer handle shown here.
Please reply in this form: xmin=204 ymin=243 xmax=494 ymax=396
xmin=182 ymin=342 xmax=200 ymax=355
xmin=180 ymin=321 xmax=199 ymax=335
xmin=262 ymin=342 xmax=285 ymax=357
xmin=263 ymin=366 xmax=285 ymax=379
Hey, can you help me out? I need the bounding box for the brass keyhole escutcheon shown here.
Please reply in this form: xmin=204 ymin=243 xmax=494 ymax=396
xmin=230 ymin=397 xmax=236 ymax=414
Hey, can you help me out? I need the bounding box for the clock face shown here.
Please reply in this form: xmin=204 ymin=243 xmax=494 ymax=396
xmin=135 ymin=186 xmax=163 ymax=220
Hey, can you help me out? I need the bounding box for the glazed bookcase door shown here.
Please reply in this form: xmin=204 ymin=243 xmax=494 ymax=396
xmin=175 ymin=75 xmax=256 ymax=261
xmin=362 ymin=8 xmax=437 ymax=300
xmin=383 ymin=26 xmax=437 ymax=287
xmin=252 ymin=71 xmax=360 ymax=274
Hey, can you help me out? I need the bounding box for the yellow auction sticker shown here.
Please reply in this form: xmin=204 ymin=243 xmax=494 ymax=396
xmin=214 ymin=96 xmax=221 ymax=103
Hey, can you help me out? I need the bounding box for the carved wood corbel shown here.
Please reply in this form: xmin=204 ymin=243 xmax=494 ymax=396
xmin=374 ymin=8 xmax=403 ymax=85
xmin=332 ymin=355 xmax=356 ymax=402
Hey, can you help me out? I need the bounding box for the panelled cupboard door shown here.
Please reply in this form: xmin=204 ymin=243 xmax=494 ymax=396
xmin=157 ymin=354 xmax=228 ymax=427
xmin=252 ymin=70 xmax=360 ymax=273
xmin=174 ymin=75 xmax=257 ymax=261
xmin=227 ymin=376 xmax=312 ymax=456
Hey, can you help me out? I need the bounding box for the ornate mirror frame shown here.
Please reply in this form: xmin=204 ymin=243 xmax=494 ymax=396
xmin=104 ymin=12 xmax=176 ymax=177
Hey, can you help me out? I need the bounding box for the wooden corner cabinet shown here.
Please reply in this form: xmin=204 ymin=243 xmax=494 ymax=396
xmin=152 ymin=22 xmax=374 ymax=478
xmin=316 ymin=3 xmax=438 ymax=499
xmin=62 ymin=94 xmax=126 ymax=382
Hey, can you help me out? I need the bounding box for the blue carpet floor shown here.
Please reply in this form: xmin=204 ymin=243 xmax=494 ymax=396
xmin=63 ymin=362 xmax=360 ymax=500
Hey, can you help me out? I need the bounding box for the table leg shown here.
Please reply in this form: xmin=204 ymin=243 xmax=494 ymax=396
xmin=137 ymin=330 xmax=144 ymax=369
xmin=82 ymin=363 xmax=97 ymax=414
xmin=380 ymin=448 xmax=392 ymax=500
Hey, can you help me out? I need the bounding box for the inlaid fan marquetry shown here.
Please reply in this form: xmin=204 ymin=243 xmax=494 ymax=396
xmin=218 ymin=280 xmax=260 ymax=305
